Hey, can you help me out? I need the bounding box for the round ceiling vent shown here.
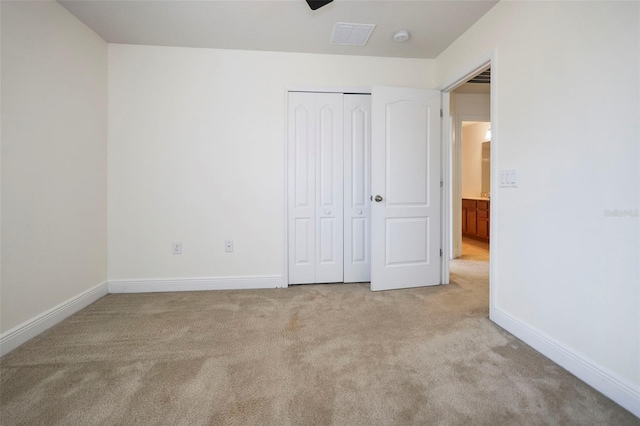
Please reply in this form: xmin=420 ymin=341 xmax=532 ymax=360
xmin=393 ymin=30 xmax=410 ymax=43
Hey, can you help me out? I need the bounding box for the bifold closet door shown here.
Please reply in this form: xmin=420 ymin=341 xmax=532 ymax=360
xmin=288 ymin=92 xmax=344 ymax=284
xmin=343 ymin=95 xmax=371 ymax=283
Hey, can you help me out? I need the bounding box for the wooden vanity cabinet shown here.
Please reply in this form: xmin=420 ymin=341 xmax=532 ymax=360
xmin=462 ymin=199 xmax=490 ymax=242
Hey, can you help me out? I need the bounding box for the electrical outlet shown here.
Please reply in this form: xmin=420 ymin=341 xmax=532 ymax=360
xmin=172 ymin=241 xmax=182 ymax=255
xmin=225 ymin=240 xmax=233 ymax=253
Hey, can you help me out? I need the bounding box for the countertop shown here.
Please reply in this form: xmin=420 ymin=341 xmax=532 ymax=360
xmin=462 ymin=197 xmax=490 ymax=201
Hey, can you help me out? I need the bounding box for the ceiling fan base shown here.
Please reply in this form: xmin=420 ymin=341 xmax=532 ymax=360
xmin=306 ymin=0 xmax=334 ymax=11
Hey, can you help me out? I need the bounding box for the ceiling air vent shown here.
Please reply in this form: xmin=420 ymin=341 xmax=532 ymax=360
xmin=330 ymin=23 xmax=376 ymax=46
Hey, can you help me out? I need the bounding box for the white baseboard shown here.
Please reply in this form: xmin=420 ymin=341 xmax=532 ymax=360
xmin=0 ymin=281 xmax=108 ymax=357
xmin=492 ymin=307 xmax=640 ymax=418
xmin=107 ymin=275 xmax=284 ymax=293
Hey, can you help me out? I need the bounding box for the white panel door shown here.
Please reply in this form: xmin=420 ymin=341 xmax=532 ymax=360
xmin=288 ymin=92 xmax=343 ymax=284
xmin=288 ymin=92 xmax=316 ymax=284
xmin=315 ymin=93 xmax=344 ymax=283
xmin=370 ymin=86 xmax=441 ymax=291
xmin=343 ymin=95 xmax=371 ymax=283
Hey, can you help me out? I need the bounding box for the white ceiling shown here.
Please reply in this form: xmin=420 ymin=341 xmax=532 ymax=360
xmin=58 ymin=0 xmax=498 ymax=59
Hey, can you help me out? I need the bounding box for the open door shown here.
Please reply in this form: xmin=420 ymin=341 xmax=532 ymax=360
xmin=370 ymin=86 xmax=441 ymax=291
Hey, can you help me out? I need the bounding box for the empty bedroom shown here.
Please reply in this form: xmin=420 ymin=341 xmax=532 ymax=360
xmin=1 ymin=1 xmax=638 ymax=424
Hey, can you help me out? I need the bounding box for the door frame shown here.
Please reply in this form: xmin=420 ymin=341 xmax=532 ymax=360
xmin=439 ymin=49 xmax=497 ymax=318
xmin=282 ymin=86 xmax=371 ymax=288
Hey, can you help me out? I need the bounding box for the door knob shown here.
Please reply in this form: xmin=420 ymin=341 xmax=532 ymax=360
xmin=374 ymin=195 xmax=383 ymax=202
xmin=325 ymin=210 xmax=331 ymax=214
xmin=357 ymin=210 xmax=362 ymax=215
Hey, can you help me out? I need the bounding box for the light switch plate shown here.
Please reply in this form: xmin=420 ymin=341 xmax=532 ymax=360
xmin=499 ymin=169 xmax=518 ymax=187
xmin=172 ymin=241 xmax=182 ymax=255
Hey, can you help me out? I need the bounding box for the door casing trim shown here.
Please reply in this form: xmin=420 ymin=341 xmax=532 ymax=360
xmin=438 ymin=49 xmax=496 ymax=318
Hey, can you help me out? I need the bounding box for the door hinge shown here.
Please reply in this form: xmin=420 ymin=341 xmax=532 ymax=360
xmin=440 ymin=180 xmax=443 ymax=188
xmin=440 ymin=248 xmax=443 ymax=257
xmin=440 ymin=109 xmax=443 ymax=118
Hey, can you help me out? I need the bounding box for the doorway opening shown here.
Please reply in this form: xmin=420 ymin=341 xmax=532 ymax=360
xmin=441 ymin=60 xmax=493 ymax=317
xmin=460 ymin=119 xmax=490 ymax=259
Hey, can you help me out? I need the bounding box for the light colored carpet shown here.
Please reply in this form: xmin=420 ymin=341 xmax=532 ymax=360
xmin=1 ymin=241 xmax=637 ymax=425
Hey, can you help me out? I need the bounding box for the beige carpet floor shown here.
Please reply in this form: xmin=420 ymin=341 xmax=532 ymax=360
xmin=1 ymin=240 xmax=637 ymax=425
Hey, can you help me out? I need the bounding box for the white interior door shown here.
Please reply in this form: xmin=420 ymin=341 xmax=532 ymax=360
xmin=315 ymin=93 xmax=344 ymax=283
xmin=370 ymin=86 xmax=441 ymax=291
xmin=343 ymin=94 xmax=371 ymax=283
xmin=287 ymin=92 xmax=343 ymax=284
xmin=288 ymin=92 xmax=316 ymax=284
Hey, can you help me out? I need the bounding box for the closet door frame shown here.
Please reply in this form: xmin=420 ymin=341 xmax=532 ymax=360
xmin=283 ymin=87 xmax=371 ymax=288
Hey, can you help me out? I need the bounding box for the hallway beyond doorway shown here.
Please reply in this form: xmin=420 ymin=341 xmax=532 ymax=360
xmin=460 ymin=237 xmax=489 ymax=261
xmin=449 ymin=237 xmax=489 ymax=316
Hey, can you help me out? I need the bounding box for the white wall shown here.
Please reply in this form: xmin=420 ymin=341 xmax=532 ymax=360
xmin=108 ymin=44 xmax=434 ymax=282
xmin=461 ymin=122 xmax=490 ymax=198
xmin=437 ymin=0 xmax=639 ymax=414
xmin=1 ymin=1 xmax=108 ymax=333
xmin=453 ymin=93 xmax=490 ymax=118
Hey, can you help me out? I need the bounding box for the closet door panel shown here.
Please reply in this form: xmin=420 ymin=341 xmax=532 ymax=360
xmin=315 ymin=94 xmax=344 ymax=283
xmin=294 ymin=219 xmax=312 ymax=264
xmin=288 ymin=93 xmax=316 ymax=284
xmin=351 ymin=217 xmax=367 ymax=262
xmin=343 ymin=95 xmax=371 ymax=283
